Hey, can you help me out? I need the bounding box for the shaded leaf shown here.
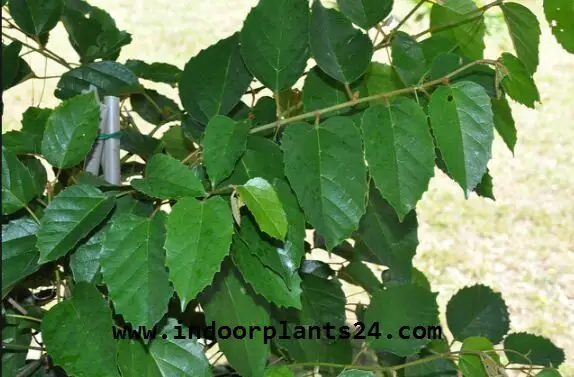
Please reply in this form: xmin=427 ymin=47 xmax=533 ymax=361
xmin=223 ymin=136 xmax=284 ymax=185
xmin=125 ymin=59 xmax=182 ymax=87
xmin=392 ymin=32 xmax=427 ymax=87
xmin=2 ymin=42 xmax=35 ymax=91
xmin=121 ymin=127 xmax=161 ymax=160
xmin=70 ymin=228 xmax=104 ymax=284
xmin=162 ymin=126 xmax=195 ymax=160
xmin=474 ymin=169 xmax=495 ymax=200
xmin=9 ymin=0 xmax=64 ymax=36
xmin=504 ymin=333 xmax=565 ymax=367
xmin=338 ymin=261 xmax=381 ymax=293
xmin=338 ymin=0 xmax=393 ymax=29
xmin=502 ymin=2 xmax=541 ymax=74
xmin=500 ymin=52 xmax=540 ymax=109
xmin=2 ymin=146 xmax=37 ymax=215
xmin=429 ymin=53 xmax=496 ymax=98
xmin=491 ymin=96 xmax=517 ymax=153
xmin=2 ymin=218 xmax=40 ymax=297
xmin=131 ymin=89 xmax=181 ymax=126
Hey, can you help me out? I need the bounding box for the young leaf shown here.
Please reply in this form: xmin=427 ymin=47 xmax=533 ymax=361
xmin=165 ymin=197 xmax=234 ymax=309
xmin=392 ymin=32 xmax=427 ymax=87
xmin=55 ymin=61 xmax=143 ymax=100
xmin=430 ymin=0 xmax=486 ymax=60
xmin=125 ymin=59 xmax=182 ymax=87
xmin=42 ymin=283 xmax=120 ymax=377
xmin=282 ymin=117 xmax=367 ymax=249
xmin=504 ymin=333 xmax=565 ymax=367
xmin=365 ymin=284 xmax=439 ymax=356
xmin=500 ymin=52 xmax=540 ymax=109
xmin=337 ymin=0 xmax=393 ymax=29
xmin=309 ymin=0 xmax=373 ymax=84
xmin=41 ymin=92 xmax=101 ymax=168
xmin=428 ymin=81 xmax=494 ymax=195
xmin=544 ymin=0 xmax=574 ymax=54
xmin=446 ymin=284 xmax=510 ymax=343
xmin=458 ymin=336 xmax=501 ymax=377
xmin=361 ymin=99 xmax=435 ymax=220
xmin=200 ymin=265 xmax=271 ymax=377
xmin=502 ymin=2 xmax=541 ymax=74
xmin=8 ymin=0 xmax=65 ymax=36
xmin=100 ymin=214 xmax=173 ymax=329
xmin=179 ymin=34 xmax=253 ymax=124
xmin=130 ymin=89 xmax=181 ymax=126
xmin=202 ymin=115 xmax=250 ymax=186
xmin=1 ymin=146 xmax=37 ymax=215
xmin=2 ymin=218 xmax=40 ymax=298
xmin=240 ymin=0 xmax=309 ymax=91
xmin=37 ymin=184 xmax=115 ymax=263
xmin=131 ymin=154 xmax=205 ymax=199
xmin=491 ymin=96 xmax=517 ymax=154
xmin=236 ymin=177 xmax=288 ymax=241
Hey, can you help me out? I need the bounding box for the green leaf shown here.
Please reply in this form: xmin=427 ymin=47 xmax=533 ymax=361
xmin=55 ymin=61 xmax=143 ymax=100
xmin=502 ymin=2 xmax=541 ymax=74
xmin=70 ymin=227 xmax=104 ymax=284
xmin=504 ymin=333 xmax=565 ymax=367
xmin=361 ymin=99 xmax=435 ymax=219
xmin=338 ymin=0 xmax=393 ymax=29
xmin=354 ymin=185 xmax=418 ymax=282
xmin=392 ymin=32 xmax=427 ymax=87
xmin=2 ymin=146 xmax=37 ymax=214
xmin=202 ymin=115 xmax=250 ymax=186
xmin=338 ymin=371 xmax=376 ymax=377
xmin=2 ymin=218 xmax=40 ymax=298
xmin=458 ymin=336 xmax=501 ymax=377
xmin=117 ymin=340 xmax=162 ymax=377
xmin=430 ymin=0 xmax=486 ymax=60
xmin=41 ymin=92 xmax=100 ymax=168
xmin=2 ymin=322 xmax=32 ymax=375
xmin=42 ymin=282 xmax=120 ymax=377
xmin=265 ymin=365 xmax=294 ymax=377
xmin=236 ymin=177 xmax=288 ymax=241
xmin=200 ymin=264 xmax=271 ymax=377
xmin=2 ymin=41 xmax=34 ymax=91
xmin=403 ymin=341 xmax=458 ymax=377
xmin=162 ymin=126 xmax=195 ymax=160
xmin=282 ymin=117 xmax=367 ymax=249
xmin=500 ymin=52 xmax=540 ymax=109
xmin=37 ymin=184 xmax=115 ymax=263
xmin=166 ymin=197 xmax=234 ymax=309
xmin=131 ymin=89 xmax=181 ymax=126
xmin=240 ymin=0 xmax=309 ymax=91
xmin=365 ymin=284 xmax=439 ymax=356
xmin=338 ymin=261 xmax=381 ymax=293
xmin=429 ymin=53 xmax=496 ymax=98
xmin=309 ymin=0 xmax=373 ymax=84
xmin=491 ymin=96 xmax=517 ymax=154
xmin=474 ymin=169 xmax=495 ymax=200
xmin=428 ymin=81 xmax=494 ymax=195
xmin=131 ymin=154 xmax=205 ymax=199
xmin=446 ymin=284 xmax=510 ymax=344
xmin=9 ymin=0 xmax=64 ymax=36
xmin=125 ymin=59 xmax=182 ymax=87
xmin=544 ymin=0 xmax=574 ymax=54
xmin=232 ymin=216 xmax=302 ymax=308
xmin=179 ymin=34 xmax=253 ymax=124
xmin=121 ymin=127 xmax=161 ymax=160
xmin=100 ymin=214 xmax=173 ymax=328
xmin=534 ymin=370 xmax=562 ymax=377
xmin=3 ymin=107 xmax=50 ymax=155
xmin=365 ymin=62 xmax=401 ymax=103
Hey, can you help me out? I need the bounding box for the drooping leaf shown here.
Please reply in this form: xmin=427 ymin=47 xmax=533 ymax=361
xmin=338 ymin=0 xmax=393 ymax=29
xmin=131 ymin=154 xmax=205 ymax=199
xmin=100 ymin=214 xmax=173 ymax=328
xmin=353 ymin=185 xmax=418 ymax=283
xmin=1 ymin=146 xmax=37 ymax=215
xmin=131 ymin=89 xmax=181 ymax=126
xmin=200 ymin=264 xmax=271 ymax=377
xmin=37 ymin=184 xmax=115 ymax=263
xmin=338 ymin=261 xmax=381 ymax=294
xmin=42 ymin=282 xmax=120 ymax=377
xmin=366 ymin=284 xmax=439 ymax=356
xmin=236 ymin=177 xmax=288 ymax=241
xmin=166 ymin=197 xmax=234 ymax=309
xmin=446 ymin=284 xmax=510 ymax=344
xmin=125 ymin=59 xmax=182 ymax=87
xmin=361 ymin=99 xmax=435 ymax=219
xmin=392 ymin=32 xmax=427 ymax=87
xmin=309 ymin=0 xmax=373 ymax=84
xmin=41 ymin=92 xmax=101 ymax=168
xmin=240 ymin=0 xmax=309 ymax=91
xmin=458 ymin=336 xmax=501 ymax=377
xmin=504 ymin=333 xmax=565 ymax=367
xmin=179 ymin=34 xmax=253 ymax=124
xmin=2 ymin=218 xmax=40 ymax=298
xmin=9 ymin=0 xmax=65 ymax=36
xmin=55 ymin=61 xmax=143 ymax=100
xmin=491 ymin=96 xmax=517 ymax=154
xmin=202 ymin=115 xmax=250 ymax=186
xmin=70 ymin=227 xmax=105 ymax=284
xmin=500 ymin=52 xmax=540 ymax=109
xmin=282 ymin=117 xmax=367 ymax=249
xmin=544 ymin=0 xmax=574 ymax=54
xmin=502 ymin=2 xmax=541 ymax=74
xmin=428 ymin=81 xmax=494 ymax=195
xmin=430 ymin=0 xmax=486 ymax=60
xmin=1 ymin=42 xmax=34 ymax=91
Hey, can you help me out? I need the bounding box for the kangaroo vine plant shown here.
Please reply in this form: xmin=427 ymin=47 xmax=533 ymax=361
xmin=1 ymin=0 xmax=572 ymax=376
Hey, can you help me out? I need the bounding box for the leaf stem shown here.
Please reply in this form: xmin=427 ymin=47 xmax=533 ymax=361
xmin=251 ymin=59 xmax=498 ymax=134
xmin=24 ymin=205 xmax=40 ymax=223
xmin=2 ymin=343 xmax=44 ymax=352
xmin=4 ymin=313 xmax=42 ymax=323
xmin=1 ymin=31 xmax=73 ymax=70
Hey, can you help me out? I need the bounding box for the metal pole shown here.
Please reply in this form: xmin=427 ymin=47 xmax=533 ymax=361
xmin=84 ymin=105 xmax=107 ymax=175
xmin=103 ymin=96 xmax=121 ymax=185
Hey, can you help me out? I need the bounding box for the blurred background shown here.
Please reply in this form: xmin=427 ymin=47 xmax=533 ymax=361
xmin=2 ymin=0 xmax=573 ymax=374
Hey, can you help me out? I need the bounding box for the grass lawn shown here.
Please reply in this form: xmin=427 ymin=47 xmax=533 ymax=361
xmin=2 ymin=0 xmax=572 ymax=373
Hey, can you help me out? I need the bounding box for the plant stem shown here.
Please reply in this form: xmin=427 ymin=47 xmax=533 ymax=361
xmin=24 ymin=205 xmax=40 ymax=223
xmin=2 ymin=343 xmax=44 ymax=352
xmin=4 ymin=313 xmax=42 ymax=323
xmin=251 ymin=59 xmax=498 ymax=135
xmin=1 ymin=32 xmax=73 ymax=70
